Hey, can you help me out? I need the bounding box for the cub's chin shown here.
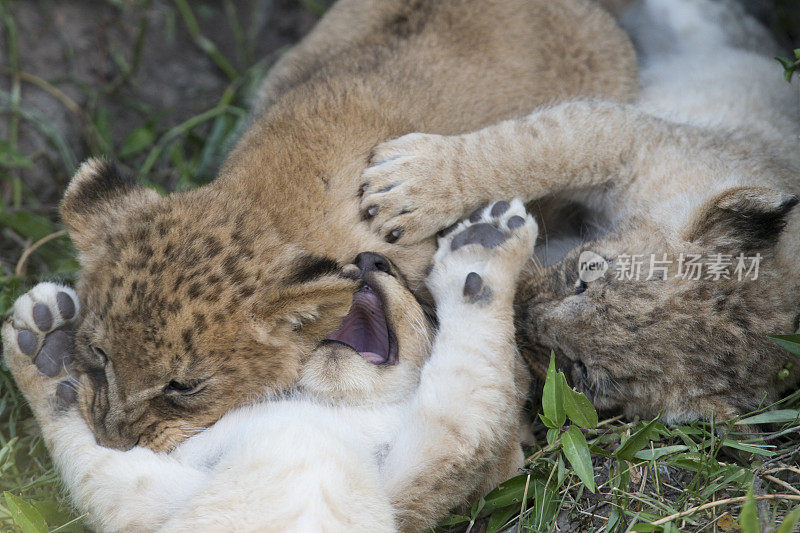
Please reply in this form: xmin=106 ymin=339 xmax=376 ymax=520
xmin=299 ymin=256 xmax=434 ymax=405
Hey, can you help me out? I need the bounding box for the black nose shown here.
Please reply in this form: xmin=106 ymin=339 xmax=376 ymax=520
xmin=355 ymin=252 xmax=392 ymax=275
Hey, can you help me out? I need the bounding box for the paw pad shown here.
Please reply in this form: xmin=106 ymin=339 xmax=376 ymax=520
xmin=490 ymin=201 xmax=510 ymax=217
xmin=33 ymin=330 xmax=73 ymax=378
xmin=507 ymin=216 xmax=525 ymax=230
xmin=56 ymin=291 xmax=76 ymax=320
xmin=451 ymin=223 xmax=507 ymax=250
xmin=463 ymin=272 xmax=483 ymax=297
xmin=4 ymin=283 xmax=81 ymax=411
xmin=426 ymin=199 xmax=537 ymax=305
xmin=33 ymin=303 xmax=53 ymax=331
xmin=17 ymin=329 xmax=37 ymax=356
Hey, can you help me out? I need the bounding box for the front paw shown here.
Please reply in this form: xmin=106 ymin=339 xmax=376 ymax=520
xmin=2 ymin=283 xmax=81 ymax=414
xmin=426 ymin=199 xmax=537 ymax=305
xmin=359 ymin=133 xmax=470 ymax=245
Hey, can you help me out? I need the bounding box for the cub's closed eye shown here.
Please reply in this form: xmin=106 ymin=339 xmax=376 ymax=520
xmin=574 ymin=280 xmax=588 ymax=295
xmin=165 ymin=380 xmax=198 ymax=394
xmin=90 ymin=345 xmax=108 ymax=363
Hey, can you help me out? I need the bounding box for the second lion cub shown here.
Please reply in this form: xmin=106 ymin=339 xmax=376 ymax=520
xmin=359 ymin=0 xmax=800 ymax=422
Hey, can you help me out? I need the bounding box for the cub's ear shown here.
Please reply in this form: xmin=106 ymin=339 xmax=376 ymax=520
xmin=253 ymin=276 xmax=355 ymax=342
xmin=685 ymin=186 xmax=799 ymax=252
xmin=60 ymin=158 xmax=158 ymax=253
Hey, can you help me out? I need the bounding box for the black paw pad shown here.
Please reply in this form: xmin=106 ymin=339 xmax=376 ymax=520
xmin=507 ymin=216 xmax=525 ymax=230
xmin=468 ymin=205 xmax=487 ymax=223
xmin=451 ymin=223 xmax=507 ymax=250
xmin=57 ymin=292 xmax=75 ymax=320
xmin=17 ymin=329 xmax=37 ymax=356
xmin=33 ymin=303 xmax=53 ymax=331
xmin=56 ymin=380 xmax=78 ymax=406
xmin=490 ymin=201 xmax=510 ymax=217
xmin=34 ymin=330 xmax=73 ymax=377
xmin=463 ymin=272 xmax=483 ymax=297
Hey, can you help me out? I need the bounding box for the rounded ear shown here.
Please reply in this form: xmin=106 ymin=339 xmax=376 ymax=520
xmin=60 ymin=158 xmax=158 ymax=253
xmin=684 ymin=186 xmax=799 ymax=252
xmin=252 ymin=272 xmax=356 ymax=344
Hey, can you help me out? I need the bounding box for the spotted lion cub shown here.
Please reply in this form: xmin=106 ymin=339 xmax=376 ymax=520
xmin=358 ymin=0 xmax=800 ymax=422
xmin=3 ymin=202 xmax=536 ymax=532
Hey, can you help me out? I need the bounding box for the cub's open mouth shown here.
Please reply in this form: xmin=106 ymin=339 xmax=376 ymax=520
xmin=324 ymin=283 xmax=398 ymax=365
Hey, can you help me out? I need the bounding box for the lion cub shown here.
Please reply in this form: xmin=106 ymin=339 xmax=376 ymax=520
xmin=4 ymin=202 xmax=536 ymax=532
xmin=358 ymin=0 xmax=800 ymax=422
xmin=48 ymin=0 xmax=635 ymax=456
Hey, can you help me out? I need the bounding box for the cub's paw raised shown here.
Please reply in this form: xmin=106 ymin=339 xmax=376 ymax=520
xmin=2 ymin=283 xmax=81 ymax=414
xmin=359 ymin=133 xmax=470 ymax=245
xmin=426 ymin=199 xmax=537 ymax=305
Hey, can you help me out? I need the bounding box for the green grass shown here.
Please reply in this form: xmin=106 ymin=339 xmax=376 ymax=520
xmin=1 ymin=0 xmax=799 ymax=531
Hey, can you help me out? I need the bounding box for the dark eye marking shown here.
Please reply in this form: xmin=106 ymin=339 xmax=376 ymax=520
xmin=288 ymin=254 xmax=341 ymax=284
xmin=90 ymin=345 xmax=108 ymax=364
xmin=575 ymin=280 xmax=588 ymax=295
xmin=164 ymin=380 xmax=202 ymax=395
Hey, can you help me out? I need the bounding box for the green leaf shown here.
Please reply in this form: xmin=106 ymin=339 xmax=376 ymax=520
xmin=776 ymin=56 xmax=796 ymax=70
xmin=0 ymin=210 xmax=57 ymax=241
xmin=634 ymin=445 xmax=689 ymax=461
xmin=562 ymin=373 xmax=598 ymax=428
xmin=437 ymin=514 xmax=470 ymax=526
xmin=532 ymin=478 xmax=558 ymax=529
xmin=775 ymin=56 xmax=799 ymax=83
xmin=769 ymin=335 xmax=800 ymax=356
xmin=777 ymin=505 xmax=800 ymax=533
xmin=561 ymin=426 xmax=595 ymax=493
xmin=603 ymin=507 xmax=622 ymax=533
xmin=630 ymin=524 xmax=663 ymax=533
xmin=119 ymin=126 xmax=156 ymax=158
xmin=614 ymin=417 xmax=660 ymax=461
xmin=4 ymin=492 xmax=48 ymax=533
xmin=722 ymin=440 xmax=775 ymax=457
xmin=481 ymin=474 xmax=535 ymax=513
xmin=612 ymin=459 xmax=631 ymax=491
xmin=736 ymin=409 xmax=800 ymax=425
xmin=546 ymin=427 xmax=560 ymax=446
xmin=739 ymin=486 xmax=760 ymax=533
xmin=542 ymin=351 xmax=565 ymax=428
xmin=486 ymin=506 xmax=517 ymax=533
xmin=0 ymin=139 xmax=32 ymax=168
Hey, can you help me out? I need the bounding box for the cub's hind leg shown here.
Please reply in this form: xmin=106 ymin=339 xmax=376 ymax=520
xmin=3 ymin=283 xmax=206 ymax=533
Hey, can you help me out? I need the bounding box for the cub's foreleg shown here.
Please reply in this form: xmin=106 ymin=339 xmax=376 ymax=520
xmin=383 ymin=200 xmax=537 ymax=531
xmin=2 ymin=283 xmax=205 ymax=533
xmin=359 ymin=101 xmax=670 ymax=244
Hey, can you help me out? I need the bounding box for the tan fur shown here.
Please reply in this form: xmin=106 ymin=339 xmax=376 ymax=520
xmin=54 ymin=0 xmax=636 ymax=516
xmin=355 ymin=97 xmax=800 ymax=422
xmin=3 ymin=202 xmax=538 ymax=532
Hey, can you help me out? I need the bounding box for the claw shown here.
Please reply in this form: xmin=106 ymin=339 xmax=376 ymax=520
xmin=386 ymin=228 xmax=403 ymax=243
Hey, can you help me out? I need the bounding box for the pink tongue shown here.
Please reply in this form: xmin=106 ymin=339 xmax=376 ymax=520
xmin=325 ymin=288 xmax=391 ymax=364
